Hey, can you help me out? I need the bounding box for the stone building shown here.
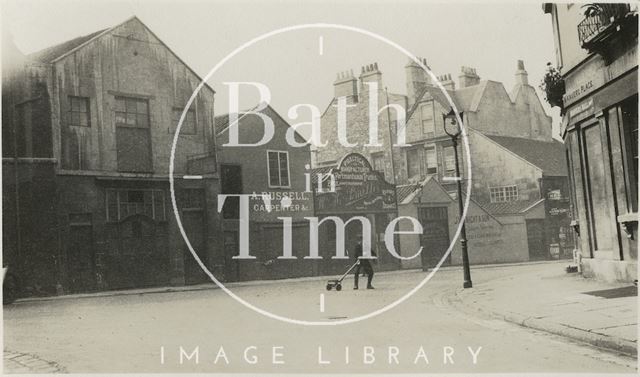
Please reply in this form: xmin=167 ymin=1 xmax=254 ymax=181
xmin=2 ymin=16 xmax=222 ymax=296
xmin=313 ymin=59 xmax=572 ymax=268
xmin=543 ymin=3 xmax=638 ymax=282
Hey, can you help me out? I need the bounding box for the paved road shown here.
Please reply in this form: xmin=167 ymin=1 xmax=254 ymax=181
xmin=3 ymin=263 xmax=637 ymax=373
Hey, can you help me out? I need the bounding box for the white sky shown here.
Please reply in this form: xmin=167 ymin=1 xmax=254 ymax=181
xmin=1 ymin=0 xmax=562 ymax=137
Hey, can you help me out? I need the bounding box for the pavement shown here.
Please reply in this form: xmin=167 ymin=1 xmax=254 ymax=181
xmin=3 ymin=261 xmax=638 ymax=373
xmin=2 ymin=350 xmax=66 ymax=373
xmin=447 ymin=261 xmax=638 ymax=357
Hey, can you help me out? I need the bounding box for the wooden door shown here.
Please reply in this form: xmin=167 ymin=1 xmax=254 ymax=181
xmin=67 ymin=225 xmax=95 ymax=292
xmin=183 ymin=210 xmax=209 ymax=285
xmin=419 ymin=207 xmax=451 ymax=270
xmin=526 ymin=219 xmax=547 ymax=260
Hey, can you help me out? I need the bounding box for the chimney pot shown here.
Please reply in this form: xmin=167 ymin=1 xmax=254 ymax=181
xmin=458 ymin=65 xmax=481 ymax=88
xmin=334 ymin=67 xmax=358 ymax=99
xmin=515 ymin=59 xmax=529 ymax=86
xmin=405 ymin=56 xmax=430 ymax=105
xmin=359 ymin=62 xmax=383 ymax=92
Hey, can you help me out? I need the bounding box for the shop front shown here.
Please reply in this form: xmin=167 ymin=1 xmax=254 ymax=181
xmin=562 ymin=61 xmax=638 ymax=282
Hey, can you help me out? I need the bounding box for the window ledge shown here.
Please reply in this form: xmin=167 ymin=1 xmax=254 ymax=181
xmin=617 ymin=212 xmax=638 ymax=223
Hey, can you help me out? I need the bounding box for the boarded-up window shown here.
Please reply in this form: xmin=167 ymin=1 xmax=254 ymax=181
xmin=14 ymin=98 xmax=53 ymax=158
xmin=115 ymin=96 xmax=152 ymax=172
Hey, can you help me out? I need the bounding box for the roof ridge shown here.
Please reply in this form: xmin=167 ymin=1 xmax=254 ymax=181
xmin=28 ymin=28 xmax=109 ymax=62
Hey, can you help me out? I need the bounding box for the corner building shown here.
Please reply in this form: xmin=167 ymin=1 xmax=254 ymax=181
xmin=543 ymin=3 xmax=638 ymax=282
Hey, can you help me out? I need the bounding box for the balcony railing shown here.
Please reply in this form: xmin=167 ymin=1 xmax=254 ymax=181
xmin=578 ymin=4 xmax=631 ymax=49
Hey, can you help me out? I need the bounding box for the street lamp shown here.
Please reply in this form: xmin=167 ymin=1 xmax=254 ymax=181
xmin=443 ymin=112 xmax=473 ymax=289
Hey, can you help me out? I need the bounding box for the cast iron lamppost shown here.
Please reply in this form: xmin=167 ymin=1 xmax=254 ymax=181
xmin=443 ymin=111 xmax=473 ymax=289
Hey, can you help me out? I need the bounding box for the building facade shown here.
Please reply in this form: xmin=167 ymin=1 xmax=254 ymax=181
xmin=313 ymin=59 xmax=572 ymax=268
xmin=3 ymin=17 xmax=223 ymax=296
xmin=215 ymin=105 xmax=316 ymax=281
xmin=543 ymin=3 xmax=638 ymax=282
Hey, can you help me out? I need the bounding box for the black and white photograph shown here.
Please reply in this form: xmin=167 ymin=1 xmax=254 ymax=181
xmin=1 ymin=0 xmax=638 ymax=374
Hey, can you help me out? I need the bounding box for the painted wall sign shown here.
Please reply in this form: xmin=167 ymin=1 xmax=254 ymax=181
xmin=314 ymin=153 xmax=397 ymax=214
xmin=563 ymin=45 xmax=637 ymax=107
xmin=568 ymin=98 xmax=594 ymax=120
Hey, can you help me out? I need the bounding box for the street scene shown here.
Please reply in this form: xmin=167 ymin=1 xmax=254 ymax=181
xmin=1 ymin=0 xmax=638 ymax=374
xmin=3 ymin=263 xmax=637 ymax=373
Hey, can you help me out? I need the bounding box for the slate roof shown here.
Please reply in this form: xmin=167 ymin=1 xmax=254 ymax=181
xmin=481 ymin=198 xmax=544 ymax=215
xmin=484 ymin=135 xmax=567 ymax=176
xmin=396 ymin=183 xmax=422 ymax=203
xmin=310 ymin=165 xmax=336 ymax=187
xmin=29 ymin=29 xmax=108 ymax=63
xmin=25 ymin=16 xmax=215 ymax=94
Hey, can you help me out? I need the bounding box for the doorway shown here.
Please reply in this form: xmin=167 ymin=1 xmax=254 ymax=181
xmin=183 ymin=210 xmax=209 ymax=285
xmin=221 ymin=164 xmax=243 ymax=219
xmin=67 ymin=223 xmax=95 ymax=293
xmin=419 ymin=206 xmax=451 ymax=270
xmin=526 ymin=219 xmax=547 ymax=260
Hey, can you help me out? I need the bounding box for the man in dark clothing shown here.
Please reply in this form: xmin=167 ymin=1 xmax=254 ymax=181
xmin=353 ymin=234 xmax=375 ymax=290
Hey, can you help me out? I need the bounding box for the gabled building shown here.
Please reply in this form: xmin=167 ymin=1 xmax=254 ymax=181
xmin=397 ymin=177 xmax=538 ymax=269
xmin=313 ymin=59 xmax=572 ymax=267
xmin=3 ymin=16 xmax=222 ymax=296
xmin=214 ymin=105 xmax=315 ymax=281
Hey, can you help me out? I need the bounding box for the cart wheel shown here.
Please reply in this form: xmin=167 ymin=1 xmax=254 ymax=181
xmin=336 ymin=284 xmax=342 ymax=291
xmin=326 ymin=284 xmax=332 ymax=291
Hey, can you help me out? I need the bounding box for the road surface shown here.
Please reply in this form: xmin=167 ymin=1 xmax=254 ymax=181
xmin=3 ymin=263 xmax=637 ymax=373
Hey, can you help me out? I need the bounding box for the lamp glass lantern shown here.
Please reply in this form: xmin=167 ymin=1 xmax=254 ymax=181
xmin=443 ymin=112 xmax=461 ymax=139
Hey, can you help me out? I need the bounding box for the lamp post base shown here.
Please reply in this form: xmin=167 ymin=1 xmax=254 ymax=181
xmin=463 ymin=281 xmax=473 ymax=289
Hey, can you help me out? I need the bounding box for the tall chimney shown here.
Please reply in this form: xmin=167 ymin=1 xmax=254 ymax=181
xmin=437 ymin=73 xmax=455 ymax=91
xmin=515 ymin=59 xmax=529 ymax=86
xmin=458 ymin=66 xmax=480 ymax=88
xmin=359 ymin=62 xmax=383 ymax=94
xmin=405 ymin=57 xmax=431 ymax=104
xmin=333 ymin=69 xmax=358 ymax=100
